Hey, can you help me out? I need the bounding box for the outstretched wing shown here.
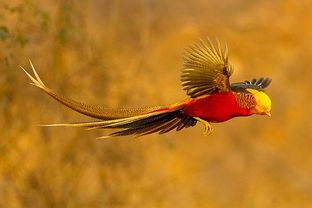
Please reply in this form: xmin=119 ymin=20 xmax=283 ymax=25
xmin=181 ymin=38 xmax=233 ymax=98
xmin=231 ymin=78 xmax=272 ymax=91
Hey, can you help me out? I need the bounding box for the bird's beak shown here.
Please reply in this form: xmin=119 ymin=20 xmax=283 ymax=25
xmin=265 ymin=112 xmax=271 ymax=117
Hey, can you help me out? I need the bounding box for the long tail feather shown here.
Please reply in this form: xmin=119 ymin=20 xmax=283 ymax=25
xmin=22 ymin=61 xmax=162 ymax=120
xmin=22 ymin=61 xmax=197 ymax=138
xmin=42 ymin=107 xmax=197 ymax=138
xmin=40 ymin=110 xmax=169 ymax=128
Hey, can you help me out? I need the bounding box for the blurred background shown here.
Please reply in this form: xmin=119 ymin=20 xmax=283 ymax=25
xmin=1 ymin=0 xmax=312 ymax=207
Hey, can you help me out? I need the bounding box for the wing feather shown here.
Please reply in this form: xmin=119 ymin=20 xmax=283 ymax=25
xmin=231 ymin=78 xmax=272 ymax=91
xmin=181 ymin=37 xmax=233 ymax=98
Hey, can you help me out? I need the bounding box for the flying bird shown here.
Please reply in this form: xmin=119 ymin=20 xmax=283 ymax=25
xmin=22 ymin=38 xmax=272 ymax=138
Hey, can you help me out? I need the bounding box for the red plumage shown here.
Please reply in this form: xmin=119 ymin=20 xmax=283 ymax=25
xmin=149 ymin=92 xmax=252 ymax=123
xmin=181 ymin=92 xmax=251 ymax=122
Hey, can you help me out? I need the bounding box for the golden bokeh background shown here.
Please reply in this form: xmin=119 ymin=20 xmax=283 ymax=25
xmin=1 ymin=0 xmax=312 ymax=207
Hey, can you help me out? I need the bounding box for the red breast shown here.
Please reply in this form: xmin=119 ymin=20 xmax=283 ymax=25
xmin=182 ymin=92 xmax=251 ymax=122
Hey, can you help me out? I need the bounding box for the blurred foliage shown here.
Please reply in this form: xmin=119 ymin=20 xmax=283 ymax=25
xmin=0 ymin=26 xmax=10 ymax=40
xmin=1 ymin=0 xmax=312 ymax=207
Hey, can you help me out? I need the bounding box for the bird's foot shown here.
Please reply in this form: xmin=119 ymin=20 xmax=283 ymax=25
xmin=194 ymin=117 xmax=214 ymax=136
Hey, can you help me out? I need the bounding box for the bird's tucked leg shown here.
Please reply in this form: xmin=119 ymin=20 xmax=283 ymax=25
xmin=194 ymin=117 xmax=213 ymax=136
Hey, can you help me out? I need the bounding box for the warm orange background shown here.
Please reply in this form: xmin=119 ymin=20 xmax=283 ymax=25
xmin=1 ymin=0 xmax=312 ymax=207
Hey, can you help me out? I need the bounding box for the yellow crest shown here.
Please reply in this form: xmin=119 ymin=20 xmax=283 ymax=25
xmin=246 ymin=89 xmax=271 ymax=115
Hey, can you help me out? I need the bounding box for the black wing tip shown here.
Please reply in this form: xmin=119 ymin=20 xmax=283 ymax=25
xmin=231 ymin=77 xmax=272 ymax=91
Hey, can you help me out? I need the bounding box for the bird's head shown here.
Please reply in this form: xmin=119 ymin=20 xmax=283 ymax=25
xmin=247 ymin=89 xmax=271 ymax=116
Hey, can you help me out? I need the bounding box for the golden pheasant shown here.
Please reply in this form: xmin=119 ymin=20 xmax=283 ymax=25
xmin=22 ymin=38 xmax=272 ymax=138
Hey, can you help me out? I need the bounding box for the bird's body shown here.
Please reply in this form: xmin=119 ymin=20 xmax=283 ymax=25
xmin=181 ymin=92 xmax=251 ymax=122
xmin=22 ymin=37 xmax=272 ymax=138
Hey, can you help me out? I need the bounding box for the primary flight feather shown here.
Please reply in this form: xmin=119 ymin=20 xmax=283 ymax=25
xmin=22 ymin=37 xmax=272 ymax=138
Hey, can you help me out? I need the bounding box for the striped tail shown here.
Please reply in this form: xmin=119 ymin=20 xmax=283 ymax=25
xmin=21 ymin=61 xmax=162 ymax=120
xmin=43 ymin=107 xmax=197 ymax=138
xmin=22 ymin=61 xmax=197 ymax=138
